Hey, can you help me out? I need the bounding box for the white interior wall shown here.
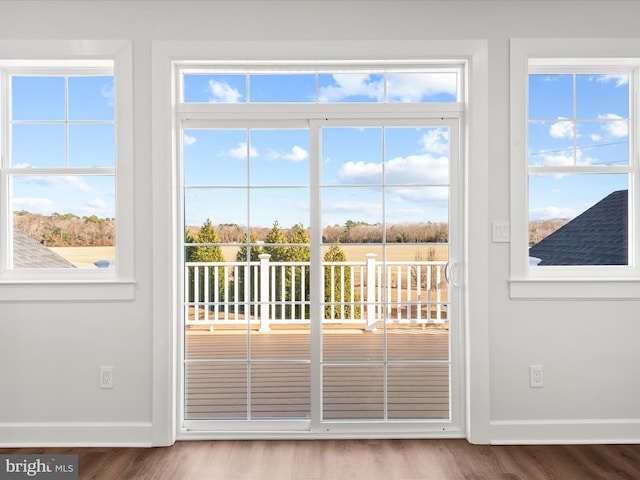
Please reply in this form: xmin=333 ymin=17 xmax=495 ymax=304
xmin=0 ymin=0 xmax=638 ymax=446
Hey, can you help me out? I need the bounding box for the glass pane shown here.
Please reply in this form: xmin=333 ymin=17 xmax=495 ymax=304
xmin=183 ymin=74 xmax=246 ymax=103
xmin=383 ymin=245 xmax=448 ymax=327
xmin=576 ymin=121 xmax=629 ymax=166
xmin=12 ymin=124 xmax=66 ymax=167
xmin=576 ymin=73 xmax=629 ymax=119
xmin=185 ymin=363 xmax=248 ymax=419
xmin=69 ymin=124 xmax=114 ymax=167
xmin=528 ymin=173 xmax=628 ymax=265
xmin=528 ymin=74 xmax=573 ymax=120
xmin=251 ymin=364 xmax=310 ymax=418
xmin=385 ymin=127 xmax=449 ymax=185
xmin=323 ymin=329 xmax=384 ymax=362
xmin=250 ymin=244 xmax=311 ymax=331
xmin=321 ymin=127 xmax=382 ymax=185
xmin=249 ymin=129 xmax=310 ymax=185
xmin=527 ymin=121 xmax=575 ymax=166
xmin=249 ymin=74 xmax=315 ymax=103
xmin=387 ymin=364 xmax=449 ymax=419
xmin=321 ymin=188 xmax=383 ymax=242
xmin=12 ymin=175 xmax=115 ymax=269
xmin=250 ymin=188 xmax=309 ymax=230
xmin=385 ymin=186 xmax=449 ymax=236
xmin=318 ymin=73 xmax=384 ymax=103
xmin=387 ymin=72 xmax=457 ymax=103
xmin=184 ymin=188 xmax=248 ymax=228
xmin=68 ymin=76 xmax=115 ymax=121
xmin=183 ymin=129 xmax=248 ymax=186
xmin=323 ymin=365 xmax=384 ymax=420
xmin=12 ymin=76 xmax=65 ymax=120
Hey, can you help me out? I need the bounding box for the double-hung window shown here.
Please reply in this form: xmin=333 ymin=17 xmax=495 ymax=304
xmin=510 ymin=39 xmax=640 ymax=298
xmin=0 ymin=41 xmax=133 ymax=300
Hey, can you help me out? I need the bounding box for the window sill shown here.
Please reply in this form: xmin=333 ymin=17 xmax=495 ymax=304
xmin=0 ymin=280 xmax=136 ymax=302
xmin=509 ymin=278 xmax=640 ymax=300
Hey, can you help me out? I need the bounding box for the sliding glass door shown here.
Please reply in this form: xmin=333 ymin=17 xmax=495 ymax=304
xmin=180 ymin=117 xmax=461 ymax=434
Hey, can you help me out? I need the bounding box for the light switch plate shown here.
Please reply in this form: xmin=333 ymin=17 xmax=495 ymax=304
xmin=492 ymin=221 xmax=510 ymax=243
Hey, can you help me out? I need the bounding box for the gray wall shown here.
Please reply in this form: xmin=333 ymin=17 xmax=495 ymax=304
xmin=0 ymin=0 xmax=638 ymax=445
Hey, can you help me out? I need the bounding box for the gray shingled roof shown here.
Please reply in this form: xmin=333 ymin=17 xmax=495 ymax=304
xmin=13 ymin=229 xmax=77 ymax=268
xmin=529 ymin=189 xmax=627 ymax=266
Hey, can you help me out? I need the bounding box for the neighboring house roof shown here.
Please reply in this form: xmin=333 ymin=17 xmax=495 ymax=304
xmin=529 ymin=189 xmax=627 ymax=266
xmin=13 ymin=229 xmax=76 ymax=268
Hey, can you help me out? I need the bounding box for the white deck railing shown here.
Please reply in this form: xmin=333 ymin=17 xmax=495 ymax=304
xmin=185 ymin=253 xmax=447 ymax=331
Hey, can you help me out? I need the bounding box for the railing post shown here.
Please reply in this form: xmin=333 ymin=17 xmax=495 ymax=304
xmin=365 ymin=253 xmax=377 ymax=331
xmin=259 ymin=253 xmax=271 ymax=332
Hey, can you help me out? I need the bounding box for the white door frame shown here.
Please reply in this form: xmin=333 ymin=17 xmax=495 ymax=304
xmin=150 ymin=40 xmax=491 ymax=445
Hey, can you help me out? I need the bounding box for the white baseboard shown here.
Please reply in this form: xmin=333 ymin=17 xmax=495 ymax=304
xmin=490 ymin=419 xmax=640 ymax=444
xmin=0 ymin=422 xmax=153 ymax=448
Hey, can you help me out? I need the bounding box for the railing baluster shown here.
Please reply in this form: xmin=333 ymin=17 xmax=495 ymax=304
xmin=436 ymin=264 xmax=442 ymax=323
xmin=416 ymin=265 xmax=422 ymax=325
xmin=184 ymin=257 xmax=447 ymax=329
xmin=194 ymin=266 xmax=200 ymax=322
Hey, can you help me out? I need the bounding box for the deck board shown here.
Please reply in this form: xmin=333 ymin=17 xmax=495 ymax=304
xmin=185 ymin=327 xmax=449 ymax=420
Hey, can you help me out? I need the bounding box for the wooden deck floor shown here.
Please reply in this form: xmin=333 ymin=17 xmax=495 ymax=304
xmin=185 ymin=327 xmax=450 ymax=421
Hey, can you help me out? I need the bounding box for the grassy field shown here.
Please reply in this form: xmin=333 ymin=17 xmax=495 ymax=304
xmin=50 ymin=244 xmax=448 ymax=269
xmin=50 ymin=246 xmax=115 ymax=268
xmin=220 ymin=244 xmax=449 ymax=263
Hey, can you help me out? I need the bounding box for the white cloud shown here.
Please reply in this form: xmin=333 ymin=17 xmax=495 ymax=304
xmin=228 ymin=142 xmax=258 ymax=159
xmin=419 ymin=128 xmax=449 ymax=155
xmin=87 ymin=198 xmax=107 ymax=209
xmin=318 ymin=74 xmax=384 ymax=102
xmin=322 ymin=200 xmax=381 ymax=219
xmin=388 ymin=186 xmax=449 ymax=203
xmin=596 ymin=74 xmax=629 ymax=87
xmin=599 ymin=114 xmax=628 ymax=137
xmin=387 ymin=155 xmax=449 ymax=184
xmin=183 ymin=134 xmax=197 ymax=146
xmin=590 ymin=133 xmax=602 ymax=142
xmin=208 ymin=80 xmax=243 ymax=103
xmin=12 ymin=197 xmax=56 ymax=215
xmin=338 ymin=153 xmax=448 ymax=186
xmin=540 ymin=153 xmax=573 ymax=167
xmin=101 ymin=82 xmax=114 ymax=107
xmin=338 ymin=160 xmax=381 ymax=183
xmin=386 ymin=73 xmax=457 ymax=102
xmin=19 ymin=176 xmax=92 ymax=192
xmin=540 ymin=150 xmax=593 ymax=168
xmin=549 ymin=119 xmax=574 ymax=139
xmin=529 ymin=206 xmax=577 ymax=220
xmin=277 ymin=145 xmax=309 ymax=162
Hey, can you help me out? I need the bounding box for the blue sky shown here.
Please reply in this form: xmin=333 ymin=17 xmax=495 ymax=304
xmin=183 ymin=125 xmax=451 ymax=229
xmin=528 ymin=73 xmax=630 ymax=221
xmin=15 ymin=70 xmax=626 ymax=233
xmin=182 ymin=72 xmax=454 ymax=231
xmin=10 ymin=75 xmax=115 ymax=218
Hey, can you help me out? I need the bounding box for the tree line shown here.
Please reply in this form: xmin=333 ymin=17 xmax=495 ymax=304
xmin=13 ymin=211 xmax=564 ymax=250
xmin=13 ymin=211 xmax=115 ymax=247
xmin=185 ymin=219 xmax=357 ymax=319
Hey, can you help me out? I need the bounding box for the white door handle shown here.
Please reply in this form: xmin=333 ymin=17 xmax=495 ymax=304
xmin=444 ymin=261 xmax=459 ymax=287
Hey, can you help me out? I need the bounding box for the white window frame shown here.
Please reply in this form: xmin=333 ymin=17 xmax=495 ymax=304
xmin=0 ymin=40 xmax=134 ymax=301
xmin=510 ymin=39 xmax=640 ymax=299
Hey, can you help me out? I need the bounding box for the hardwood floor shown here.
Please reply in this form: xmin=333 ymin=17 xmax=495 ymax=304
xmin=185 ymin=328 xmax=450 ymax=420
xmin=4 ymin=440 xmax=640 ymax=479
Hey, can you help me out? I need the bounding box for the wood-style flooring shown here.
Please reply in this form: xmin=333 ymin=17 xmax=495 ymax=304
xmin=4 ymin=440 xmax=640 ymax=479
xmin=185 ymin=328 xmax=450 ymax=420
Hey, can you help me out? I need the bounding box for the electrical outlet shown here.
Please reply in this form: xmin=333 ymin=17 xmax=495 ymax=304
xmin=529 ymin=365 xmax=543 ymax=388
xmin=100 ymin=366 xmax=114 ymax=389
